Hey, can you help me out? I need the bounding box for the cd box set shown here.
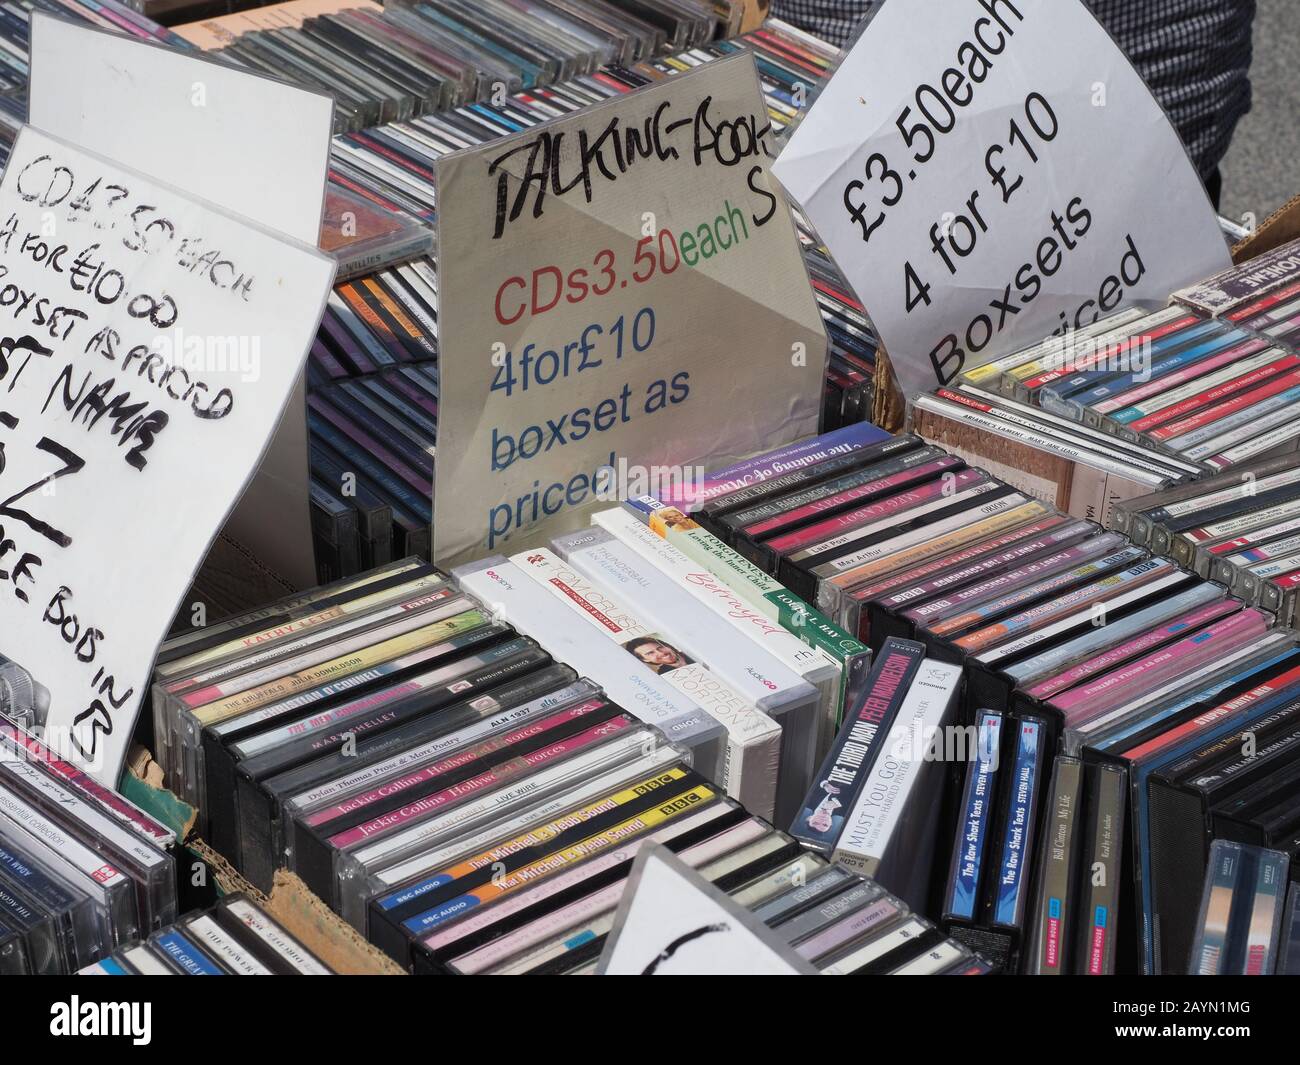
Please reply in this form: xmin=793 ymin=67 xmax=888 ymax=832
xmin=1187 ymin=841 xmax=1290 ymax=976
xmin=1111 ymin=453 xmax=1300 ymax=628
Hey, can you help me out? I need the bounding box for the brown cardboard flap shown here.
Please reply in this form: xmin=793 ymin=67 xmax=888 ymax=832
xmin=190 ymin=839 xmax=404 ymax=975
xmin=191 ymin=837 xmax=249 ymax=895
xmin=122 ymin=745 xmax=197 ymax=842
xmin=266 ymin=870 xmax=405 ymax=976
xmin=737 ymin=0 xmax=770 ymax=33
xmin=1233 ymin=194 xmax=1300 ymax=264
xmin=872 ymin=347 xmax=907 ymax=433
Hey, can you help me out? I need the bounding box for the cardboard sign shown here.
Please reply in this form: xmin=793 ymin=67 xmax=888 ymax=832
xmin=0 ymin=127 xmax=335 ymax=782
xmin=598 ymin=843 xmax=817 ymax=975
xmin=434 ymin=53 xmax=827 ymax=570
xmin=28 ymin=13 xmax=335 ymax=586
xmin=772 ymin=0 xmax=1232 ymax=398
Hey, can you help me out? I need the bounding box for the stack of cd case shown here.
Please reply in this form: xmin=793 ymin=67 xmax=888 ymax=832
xmin=79 ymin=892 xmax=336 ymax=975
xmin=188 ymin=396 xmax=1300 ymax=978
xmin=953 ymin=243 xmax=1300 ymax=480
xmin=851 ymin=511 xmax=1300 ymax=975
xmin=148 ymin=559 xmax=654 ymax=889
xmin=317 ymin=17 xmax=839 ymax=221
xmin=308 ymin=367 xmax=436 ymax=577
xmin=148 ymin=557 xmax=754 ymax=946
xmin=908 ymin=380 xmax=1202 ymax=528
xmin=1111 ymin=453 xmax=1300 ymax=627
xmin=0 ymin=714 xmax=177 ymax=974
xmin=390 ymin=785 xmax=991 ymax=974
xmin=1016 ymin=610 xmax=1300 ymax=974
xmin=171 ymin=0 xmax=747 ymax=134
xmin=150 ymin=437 xmax=1300 ymax=979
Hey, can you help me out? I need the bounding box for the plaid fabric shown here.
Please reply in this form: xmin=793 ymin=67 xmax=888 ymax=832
xmin=770 ymin=0 xmax=1254 ymax=177
xmin=771 ymin=0 xmax=869 ymax=49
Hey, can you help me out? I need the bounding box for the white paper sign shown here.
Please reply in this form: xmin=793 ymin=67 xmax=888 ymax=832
xmin=0 ymin=126 xmax=335 ymax=782
xmin=434 ymin=54 xmax=827 ymax=570
xmin=772 ymin=0 xmax=1232 ymax=398
xmin=28 ymin=13 xmax=336 ymax=587
xmin=598 ymin=844 xmax=817 ymax=975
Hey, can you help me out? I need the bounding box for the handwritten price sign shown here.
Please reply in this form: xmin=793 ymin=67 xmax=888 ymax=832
xmin=0 ymin=127 xmax=333 ymax=783
xmin=773 ymin=0 xmax=1230 ymax=398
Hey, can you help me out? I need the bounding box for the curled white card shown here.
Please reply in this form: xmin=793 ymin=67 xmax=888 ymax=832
xmin=28 ymin=12 xmax=336 ymax=587
xmin=598 ymin=843 xmax=818 ymax=975
xmin=27 ymin=13 xmax=333 ymax=244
